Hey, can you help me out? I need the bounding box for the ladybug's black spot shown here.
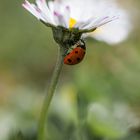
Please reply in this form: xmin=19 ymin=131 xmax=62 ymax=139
xmin=75 ymin=51 xmax=78 ymax=54
xmin=77 ymin=58 xmax=81 ymax=61
xmin=68 ymin=59 xmax=72 ymax=63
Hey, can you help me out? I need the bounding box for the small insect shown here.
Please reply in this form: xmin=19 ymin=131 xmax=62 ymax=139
xmin=64 ymin=40 xmax=86 ymax=65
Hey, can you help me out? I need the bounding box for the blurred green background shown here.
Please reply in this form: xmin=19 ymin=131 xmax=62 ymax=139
xmin=0 ymin=0 xmax=140 ymax=140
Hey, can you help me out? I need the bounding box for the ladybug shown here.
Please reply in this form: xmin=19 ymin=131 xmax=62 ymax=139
xmin=64 ymin=40 xmax=86 ymax=65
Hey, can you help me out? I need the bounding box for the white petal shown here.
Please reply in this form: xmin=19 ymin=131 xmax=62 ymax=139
xmin=79 ymin=17 xmax=107 ymax=30
xmin=95 ymin=16 xmax=118 ymax=28
xmin=52 ymin=1 xmax=71 ymax=28
xmin=74 ymin=18 xmax=94 ymax=29
xmin=53 ymin=11 xmax=67 ymax=27
xmin=62 ymin=6 xmax=71 ymax=28
xmin=88 ymin=16 xmax=131 ymax=44
xmin=88 ymin=16 xmax=118 ymax=30
xmin=23 ymin=0 xmax=49 ymax=23
xmin=35 ymin=0 xmax=54 ymax=24
xmin=48 ymin=1 xmax=54 ymax=13
xmin=22 ymin=0 xmax=41 ymax=19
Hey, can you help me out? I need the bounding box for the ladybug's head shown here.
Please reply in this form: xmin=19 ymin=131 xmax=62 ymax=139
xmin=77 ymin=39 xmax=86 ymax=50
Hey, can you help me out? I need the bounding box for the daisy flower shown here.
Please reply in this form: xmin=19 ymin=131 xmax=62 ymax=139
xmin=22 ymin=0 xmax=126 ymax=46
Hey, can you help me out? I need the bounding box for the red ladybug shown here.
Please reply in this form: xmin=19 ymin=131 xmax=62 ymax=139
xmin=64 ymin=40 xmax=86 ymax=65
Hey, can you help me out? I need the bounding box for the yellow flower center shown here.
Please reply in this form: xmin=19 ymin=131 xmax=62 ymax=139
xmin=69 ymin=18 xmax=77 ymax=28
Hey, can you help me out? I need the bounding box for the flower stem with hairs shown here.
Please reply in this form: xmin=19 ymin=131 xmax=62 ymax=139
xmin=38 ymin=46 xmax=65 ymax=140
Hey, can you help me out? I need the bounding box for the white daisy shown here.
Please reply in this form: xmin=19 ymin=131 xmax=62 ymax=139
xmin=22 ymin=0 xmax=130 ymax=44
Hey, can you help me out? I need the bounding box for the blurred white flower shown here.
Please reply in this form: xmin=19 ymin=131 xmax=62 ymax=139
xmin=0 ymin=111 xmax=17 ymax=140
xmin=22 ymin=0 xmax=130 ymax=44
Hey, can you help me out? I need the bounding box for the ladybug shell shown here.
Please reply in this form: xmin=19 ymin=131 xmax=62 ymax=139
xmin=64 ymin=46 xmax=86 ymax=65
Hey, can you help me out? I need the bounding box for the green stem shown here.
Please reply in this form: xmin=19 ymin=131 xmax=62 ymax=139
xmin=38 ymin=46 xmax=65 ymax=140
